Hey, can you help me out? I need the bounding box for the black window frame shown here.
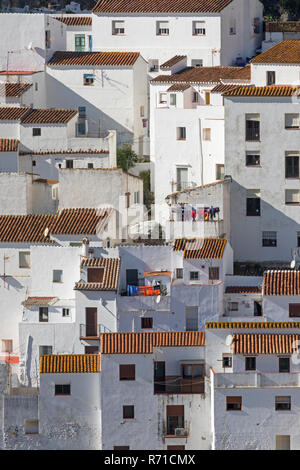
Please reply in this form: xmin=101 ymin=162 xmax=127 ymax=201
xmin=32 ymin=128 xmax=41 ymax=137
xmin=123 ymin=405 xmax=134 ymax=419
xmin=55 ymin=384 xmax=71 ymax=395
xmin=279 ymin=357 xmax=290 ymax=373
xmin=275 ymin=396 xmax=291 ymax=411
xmin=285 ymin=155 xmax=299 ymax=178
xmin=246 ymin=197 xmax=261 ymax=216
xmin=245 ymin=356 xmax=256 ymax=371
xmin=246 ymin=116 xmax=260 ymax=141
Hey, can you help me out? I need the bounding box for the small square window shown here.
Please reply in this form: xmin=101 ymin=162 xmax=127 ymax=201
xmin=123 ymin=405 xmax=134 ymax=419
xmin=191 ymin=59 xmax=203 ymax=67
xmin=39 ymin=345 xmax=52 ymax=357
xmin=285 ymin=189 xmax=300 ymax=205
xmin=222 ymin=355 xmax=232 ymax=368
xmin=176 ymin=268 xmax=183 ymax=279
xmin=279 ymin=357 xmax=290 ymax=373
xmin=53 ymin=269 xmax=63 ymax=283
xmin=112 ymin=20 xmax=125 ymax=35
xmin=119 ymin=364 xmax=135 ymax=381
xmin=262 ymin=231 xmax=277 ymax=247
xmin=25 ymin=419 xmax=39 ymax=435
xmin=190 ymin=271 xmax=199 ymax=281
xmin=159 ymin=92 xmax=167 ymax=104
xmin=285 ymin=113 xmax=300 ymax=129
xmin=267 ymin=71 xmax=276 ymax=85
xmin=32 ymin=128 xmax=41 ymax=137
xmin=55 ymin=384 xmax=71 ymax=395
xmin=19 ymin=251 xmax=30 ymax=268
xmin=66 ymin=160 xmax=73 ymax=169
xmin=62 ymin=308 xmax=70 ymax=317
xmin=39 ymin=307 xmax=48 ymax=323
xmin=275 ymin=396 xmax=291 ymax=411
xmin=228 ymin=302 xmax=238 ymax=311
xmin=177 ymin=127 xmax=186 ymax=140
xmin=157 ymin=21 xmax=169 ymax=35
xmin=83 ymin=73 xmax=94 ymax=86
xmin=87 ymin=163 xmax=94 ymax=169
xmin=193 ymin=21 xmax=206 ymax=35
xmin=226 ymin=396 xmax=242 ymax=411
xmin=141 ymin=317 xmax=153 ymax=329
xmin=245 ymin=357 xmax=256 ymax=371
xmin=246 ymin=152 xmax=260 ymax=166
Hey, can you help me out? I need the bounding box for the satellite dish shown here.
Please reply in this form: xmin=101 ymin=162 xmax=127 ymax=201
xmin=44 ymin=227 xmax=49 ymax=237
xmin=27 ymin=42 xmax=33 ymax=50
xmin=156 ymin=295 xmax=161 ymax=304
xmin=291 ymin=259 xmax=296 ymax=269
xmin=225 ymin=335 xmax=233 ymax=346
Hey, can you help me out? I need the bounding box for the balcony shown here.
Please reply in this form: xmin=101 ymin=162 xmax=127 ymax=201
xmin=214 ymin=372 xmax=300 ymax=388
xmin=79 ymin=324 xmax=101 ymax=340
xmin=154 ymin=376 xmax=205 ymax=394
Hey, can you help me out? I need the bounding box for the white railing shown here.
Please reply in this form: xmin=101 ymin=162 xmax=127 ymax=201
xmin=214 ymin=372 xmax=300 ymax=388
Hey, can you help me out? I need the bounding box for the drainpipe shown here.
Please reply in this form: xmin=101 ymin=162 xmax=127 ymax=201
xmin=198 ymin=118 xmax=204 ymax=187
xmin=107 ymin=130 xmax=117 ymax=168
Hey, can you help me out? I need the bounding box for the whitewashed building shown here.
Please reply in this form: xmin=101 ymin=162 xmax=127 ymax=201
xmin=262 ymin=22 xmax=300 ymax=53
xmin=91 ymin=0 xmax=263 ymax=69
xmin=52 ymin=15 xmax=93 ymax=52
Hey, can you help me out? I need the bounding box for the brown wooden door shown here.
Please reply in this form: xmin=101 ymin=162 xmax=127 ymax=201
xmin=86 ymin=308 xmax=97 ymax=336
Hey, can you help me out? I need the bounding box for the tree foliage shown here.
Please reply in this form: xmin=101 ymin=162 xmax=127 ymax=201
xmin=117 ymin=145 xmax=139 ymax=171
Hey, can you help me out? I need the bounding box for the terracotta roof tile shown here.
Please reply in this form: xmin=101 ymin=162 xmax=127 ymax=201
xmin=0 ymin=107 xmax=31 ymax=121
xmin=232 ymin=334 xmax=300 ymax=354
xmin=54 ymin=16 xmax=92 ymax=26
xmin=223 ymin=85 xmax=300 ymax=97
xmin=48 ymin=51 xmax=140 ymax=67
xmin=0 ymin=83 xmax=32 ymax=97
xmin=20 ymin=150 xmax=108 ymax=155
xmin=225 ymin=286 xmax=262 ymax=294
xmin=266 ymin=22 xmax=300 ymax=33
xmin=101 ymin=331 xmax=205 ymax=354
xmin=206 ymin=322 xmax=300 ymax=329
xmin=263 ymin=270 xmax=300 ymax=296
xmin=211 ymin=83 xmax=241 ymax=93
xmin=93 ymin=0 xmax=233 ymax=13
xmin=0 ymin=208 xmax=112 ymax=243
xmin=151 ymin=66 xmax=250 ymax=85
xmin=75 ymin=258 xmax=120 ymax=290
xmin=167 ymin=83 xmax=191 ymax=92
xmin=160 ymin=55 xmax=186 ymax=69
xmin=21 ymin=108 xmax=77 ymax=124
xmin=23 ymin=297 xmax=58 ymax=306
xmin=0 ymin=138 xmax=19 ymax=152
xmin=40 ymin=354 xmax=100 ymax=373
xmin=173 ymin=238 xmax=227 ymax=259
xmin=251 ymin=40 xmax=300 ymax=64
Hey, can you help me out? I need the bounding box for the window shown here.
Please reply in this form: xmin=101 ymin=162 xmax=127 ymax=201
xmin=134 ymin=191 xmax=140 ymax=204
xmin=262 ymin=231 xmax=277 ymax=247
xmin=83 ymin=73 xmax=94 ymax=86
xmin=279 ymin=357 xmax=290 ymax=373
xmin=19 ymin=251 xmax=30 ymax=268
xmin=45 ymin=30 xmax=51 ymax=49
xmin=52 ymin=186 xmax=58 ymax=200
xmin=177 ymin=127 xmax=186 ymax=140
xmin=55 ymin=384 xmax=71 ymax=395
xmin=253 ymin=17 xmax=260 ymax=34
xmin=228 ymin=302 xmax=238 ymax=311
xmin=159 ymin=92 xmax=167 ymax=104
xmin=114 ymin=446 xmax=130 ymax=450
xmin=181 ymin=364 xmax=204 ymax=393
xmin=246 ymin=190 xmax=261 ymax=216
xmin=267 ymin=71 xmax=276 ymax=85
xmin=157 ymin=21 xmax=169 ymax=35
xmin=285 ymin=114 xmax=300 ymax=129
xmin=2 ymin=339 xmax=12 ymax=353
xmin=87 ymin=163 xmax=94 ymax=169
xmin=32 ymin=128 xmax=41 ymax=137
xmin=141 ymin=317 xmax=153 ymax=329
xmin=216 ymin=164 xmax=225 ymax=180
xmin=229 ymin=18 xmax=236 ymax=35
xmin=286 ymin=189 xmax=300 ymax=205
xmin=177 ymin=167 xmax=188 ymax=190
xmin=226 ymin=396 xmax=242 ymax=411
xmin=297 ymin=231 xmax=300 ymax=248
xmin=78 ymin=106 xmax=86 ymax=118
xmin=203 ymin=128 xmax=211 ymax=141
xmin=62 ymin=308 xmax=70 ymax=317
xmin=285 ymin=152 xmax=299 ymax=178
xmin=112 ymin=20 xmax=125 ymax=35
xmin=191 ymin=59 xmax=203 ymax=67
xmin=154 ymin=361 xmax=165 ymax=393
xmin=192 ymin=92 xmax=199 ymax=103
xmin=35 ymin=82 xmax=38 ymax=91
xmin=246 ymin=152 xmax=260 ymax=167
xmin=193 ymin=21 xmax=206 ymax=35
xmin=149 ymin=59 xmax=159 ymax=72
xmin=125 ymin=192 xmax=130 ymax=209
xmin=205 ymin=92 xmax=210 ymax=105
xmin=246 ymin=114 xmax=260 ymax=141
xmin=25 ymin=419 xmax=39 ymax=435
xmin=85 ymin=346 xmax=99 ymax=354
xmin=275 ymin=396 xmax=291 ymax=411
xmin=170 ymin=93 xmax=177 ymax=106
xmin=66 ymin=159 xmax=73 ymax=169
xmin=209 ymin=267 xmax=219 ymax=281
xmin=75 ymin=34 xmax=85 ymax=51
xmin=245 ymin=357 xmax=256 ymax=371
xmin=140 ymin=105 xmax=144 ymax=117
xmin=39 ymin=307 xmax=48 ymax=323
xmin=222 ymin=355 xmax=232 ymax=368
xmin=119 ymin=364 xmax=135 ymax=381
xmin=53 ymin=269 xmax=63 ymax=283
xmin=176 ymin=268 xmax=183 ymax=279
xmin=276 ymin=435 xmax=290 ymax=450
xmin=87 ymin=267 xmax=104 ymax=283
xmin=254 ymin=301 xmax=262 ymax=317
xmin=39 ymin=345 xmax=52 ymax=357
xmin=190 ymin=271 xmax=199 ymax=281
xmin=185 ymin=306 xmax=198 ymax=332
xmin=123 ymin=405 xmax=134 ymax=419
xmin=166 ymin=405 xmax=184 ymax=435
xmin=289 ymin=304 xmax=300 ymax=317
xmin=32 ymin=160 xmax=36 ymax=166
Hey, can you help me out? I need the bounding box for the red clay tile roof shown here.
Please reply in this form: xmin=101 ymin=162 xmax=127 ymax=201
xmin=54 ymin=16 xmax=92 ymax=26
xmin=0 ymin=208 xmax=112 ymax=243
xmin=40 ymin=354 xmax=101 ymax=373
xmin=20 ymin=150 xmax=108 ymax=155
xmin=173 ymin=238 xmax=227 ymax=259
xmin=21 ymin=108 xmax=77 ymax=124
xmin=263 ymin=270 xmax=300 ymax=296
xmin=206 ymin=322 xmax=300 ymax=329
xmin=101 ymin=331 xmax=205 ymax=354
xmin=266 ymin=21 xmax=300 ymax=33
xmin=151 ymin=66 xmax=250 ymax=85
xmin=93 ymin=0 xmax=233 ymax=13
xmin=225 ymin=286 xmax=262 ymax=294
xmin=211 ymin=83 xmax=241 ymax=93
xmin=232 ymin=333 xmax=300 ymax=354
xmin=0 ymin=107 xmax=31 ymax=121
xmin=75 ymin=258 xmax=120 ymax=291
xmin=167 ymin=83 xmax=191 ymax=92
xmin=160 ymin=55 xmax=186 ymax=69
xmin=23 ymin=297 xmax=58 ymax=306
xmin=0 ymin=138 xmax=19 ymax=152
xmin=48 ymin=51 xmax=140 ymax=67
xmin=223 ymin=85 xmax=300 ymax=97
xmin=0 ymin=83 xmax=32 ymax=97
xmin=251 ymin=40 xmax=300 ymax=64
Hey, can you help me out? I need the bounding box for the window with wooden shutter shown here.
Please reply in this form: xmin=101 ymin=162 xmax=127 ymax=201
xmin=285 ymin=190 xmax=300 ymax=205
xmin=289 ymin=304 xmax=300 ymax=317
xmin=166 ymin=405 xmax=184 ymax=435
xmin=275 ymin=396 xmax=291 ymax=411
xmin=119 ymin=364 xmax=135 ymax=381
xmin=226 ymin=396 xmax=242 ymax=411
xmin=285 ymin=114 xmax=300 ymax=129
xmin=141 ymin=317 xmax=153 ymax=329
xmin=209 ymin=267 xmax=219 ymax=280
xmin=87 ymin=268 xmax=104 ymax=283
xmin=25 ymin=419 xmax=39 ymax=434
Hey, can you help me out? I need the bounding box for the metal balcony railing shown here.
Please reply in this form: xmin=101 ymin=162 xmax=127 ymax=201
xmin=154 ymin=376 xmax=205 ymax=394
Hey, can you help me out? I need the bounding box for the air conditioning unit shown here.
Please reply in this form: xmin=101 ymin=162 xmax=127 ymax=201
xmin=175 ymin=428 xmax=186 ymax=437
